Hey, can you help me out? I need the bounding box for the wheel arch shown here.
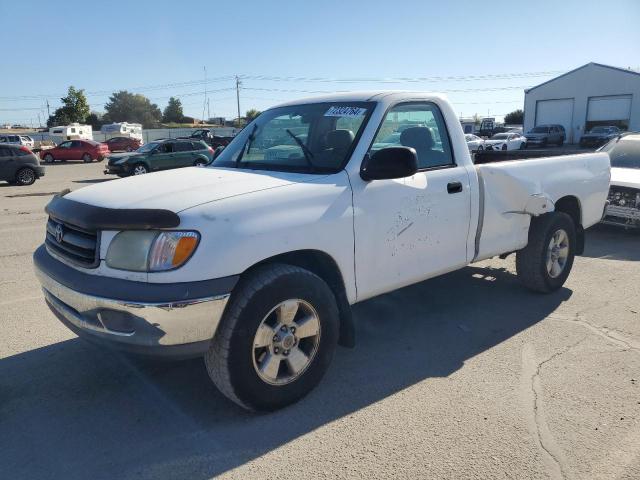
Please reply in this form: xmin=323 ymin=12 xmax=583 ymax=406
xmin=245 ymin=249 xmax=355 ymax=348
xmin=554 ymin=195 xmax=584 ymax=254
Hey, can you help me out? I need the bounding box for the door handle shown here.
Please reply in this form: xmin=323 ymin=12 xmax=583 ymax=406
xmin=447 ymin=181 xmax=463 ymax=194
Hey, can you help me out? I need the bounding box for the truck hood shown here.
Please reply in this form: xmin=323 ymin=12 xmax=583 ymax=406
xmin=65 ymin=167 xmax=322 ymax=212
xmin=610 ymin=167 xmax=640 ymax=189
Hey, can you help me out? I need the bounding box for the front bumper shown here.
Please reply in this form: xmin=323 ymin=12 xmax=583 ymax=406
xmin=34 ymin=165 xmax=45 ymax=177
xmin=601 ymin=204 xmax=640 ymax=228
xmin=34 ymin=245 xmax=237 ymax=358
xmin=104 ymin=163 xmax=128 ymax=175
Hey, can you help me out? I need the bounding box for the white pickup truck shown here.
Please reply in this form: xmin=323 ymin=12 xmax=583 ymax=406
xmin=34 ymin=92 xmax=610 ymax=411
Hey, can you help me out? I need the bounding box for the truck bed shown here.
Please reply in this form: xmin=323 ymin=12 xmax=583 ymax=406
xmin=472 ymin=152 xmax=610 ymax=262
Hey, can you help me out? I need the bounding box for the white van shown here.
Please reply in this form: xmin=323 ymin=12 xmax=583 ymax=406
xmin=49 ymin=124 xmax=93 ymax=142
xmin=100 ymin=122 xmax=143 ymax=140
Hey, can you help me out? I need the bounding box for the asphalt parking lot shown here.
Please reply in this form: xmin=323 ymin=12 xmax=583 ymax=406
xmin=1 ymin=162 xmax=639 ymax=480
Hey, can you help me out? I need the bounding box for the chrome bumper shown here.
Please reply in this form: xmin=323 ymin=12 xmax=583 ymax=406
xmin=35 ymin=266 xmax=230 ymax=352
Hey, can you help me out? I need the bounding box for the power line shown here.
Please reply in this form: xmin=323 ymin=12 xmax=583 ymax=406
xmin=0 ymin=69 xmax=560 ymax=101
xmin=238 ymin=70 xmax=563 ymax=84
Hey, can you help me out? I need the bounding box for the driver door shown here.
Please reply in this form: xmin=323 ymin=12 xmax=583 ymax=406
xmin=352 ymin=102 xmax=472 ymax=300
xmin=150 ymin=142 xmax=175 ymax=170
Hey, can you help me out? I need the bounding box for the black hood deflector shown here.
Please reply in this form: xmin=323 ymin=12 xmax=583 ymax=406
xmin=45 ymin=194 xmax=180 ymax=231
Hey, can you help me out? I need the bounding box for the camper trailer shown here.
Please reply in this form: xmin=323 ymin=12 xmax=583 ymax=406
xmin=100 ymin=122 xmax=143 ymax=141
xmin=49 ymin=124 xmax=93 ymax=142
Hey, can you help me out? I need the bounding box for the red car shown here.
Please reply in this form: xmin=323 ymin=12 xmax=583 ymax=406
xmin=40 ymin=140 xmax=110 ymax=163
xmin=103 ymin=136 xmax=142 ymax=152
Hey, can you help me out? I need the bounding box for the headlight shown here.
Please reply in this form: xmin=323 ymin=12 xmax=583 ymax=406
xmin=106 ymin=231 xmax=200 ymax=272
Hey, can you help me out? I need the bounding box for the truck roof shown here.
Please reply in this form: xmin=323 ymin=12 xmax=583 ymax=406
xmin=273 ymin=91 xmax=447 ymax=108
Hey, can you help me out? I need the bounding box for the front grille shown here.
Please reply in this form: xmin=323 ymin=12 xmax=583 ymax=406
xmin=45 ymin=217 xmax=99 ymax=268
xmin=607 ymin=186 xmax=639 ymax=209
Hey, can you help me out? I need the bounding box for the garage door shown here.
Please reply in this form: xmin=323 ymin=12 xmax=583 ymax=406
xmin=535 ymin=98 xmax=574 ymax=143
xmin=586 ymin=95 xmax=632 ymax=130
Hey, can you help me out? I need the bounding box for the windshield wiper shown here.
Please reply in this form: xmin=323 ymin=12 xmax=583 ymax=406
xmin=286 ymin=129 xmax=317 ymax=170
xmin=235 ymin=123 xmax=258 ymax=166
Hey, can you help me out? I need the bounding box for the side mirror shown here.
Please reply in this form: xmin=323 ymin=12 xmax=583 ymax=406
xmin=360 ymin=147 xmax=418 ymax=181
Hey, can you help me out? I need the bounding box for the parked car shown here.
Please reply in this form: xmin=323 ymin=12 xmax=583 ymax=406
xmin=40 ymin=140 xmax=109 ymax=163
xmin=0 ymin=144 xmax=45 ymax=185
xmin=104 ymin=136 xmax=142 ymax=152
xmin=599 ymin=132 xmax=640 ymax=228
xmin=182 ymin=129 xmax=235 ymax=149
xmin=34 ymin=92 xmax=610 ymax=412
xmin=525 ymin=125 xmax=565 ymax=147
xmin=580 ymin=126 xmax=621 ymax=148
xmin=0 ymin=134 xmax=35 ymax=150
xmin=465 ymin=133 xmax=485 ymax=152
xmin=104 ymin=138 xmax=214 ymax=176
xmin=484 ymin=132 xmax=527 ymax=151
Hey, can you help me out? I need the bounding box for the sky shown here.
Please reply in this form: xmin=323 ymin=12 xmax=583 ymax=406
xmin=1 ymin=0 xmax=638 ymax=126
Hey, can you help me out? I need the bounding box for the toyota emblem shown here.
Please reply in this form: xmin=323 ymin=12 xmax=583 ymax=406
xmin=54 ymin=224 xmax=64 ymax=244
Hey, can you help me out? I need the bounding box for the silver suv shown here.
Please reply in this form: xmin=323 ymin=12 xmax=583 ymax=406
xmin=0 ymin=134 xmax=35 ymax=150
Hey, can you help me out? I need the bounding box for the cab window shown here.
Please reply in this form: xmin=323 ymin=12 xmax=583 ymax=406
xmin=369 ymin=102 xmax=454 ymax=169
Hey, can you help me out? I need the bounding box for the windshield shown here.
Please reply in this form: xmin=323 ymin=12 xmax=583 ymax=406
xmin=600 ymin=135 xmax=640 ymax=169
xmin=530 ymin=126 xmax=549 ymax=133
xmin=213 ymin=102 xmax=373 ymax=173
xmin=491 ymin=133 xmax=509 ymax=140
xmin=136 ymin=142 xmax=159 ymax=153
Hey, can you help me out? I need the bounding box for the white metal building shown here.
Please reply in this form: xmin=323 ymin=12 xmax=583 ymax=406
xmin=524 ymin=63 xmax=640 ymax=143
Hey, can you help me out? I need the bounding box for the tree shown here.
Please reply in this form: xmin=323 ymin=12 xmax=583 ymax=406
xmin=46 ymin=86 xmax=90 ymax=126
xmin=504 ymin=109 xmax=524 ymax=125
xmin=103 ymin=91 xmax=162 ymax=128
xmin=162 ymin=97 xmax=184 ymax=123
xmin=86 ymin=112 xmax=104 ymax=130
xmin=245 ymin=109 xmax=261 ymax=122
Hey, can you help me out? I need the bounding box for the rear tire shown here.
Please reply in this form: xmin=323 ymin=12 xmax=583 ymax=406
xmin=204 ymin=264 xmax=339 ymax=411
xmin=194 ymin=159 xmax=207 ymax=167
xmin=82 ymin=153 xmax=92 ymax=163
xmin=15 ymin=167 xmax=36 ymax=186
xmin=516 ymin=212 xmax=576 ymax=293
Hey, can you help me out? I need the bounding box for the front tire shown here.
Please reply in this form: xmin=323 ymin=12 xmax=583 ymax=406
xmin=516 ymin=212 xmax=576 ymax=293
xmin=132 ymin=163 xmax=148 ymax=175
xmin=205 ymin=264 xmax=339 ymax=411
xmin=43 ymin=153 xmax=54 ymax=163
xmin=194 ymin=159 xmax=207 ymax=167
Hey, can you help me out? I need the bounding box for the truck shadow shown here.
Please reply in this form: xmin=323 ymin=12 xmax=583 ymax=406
xmin=0 ymin=264 xmax=571 ymax=480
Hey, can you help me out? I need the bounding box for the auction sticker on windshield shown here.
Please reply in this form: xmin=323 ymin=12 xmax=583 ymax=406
xmin=324 ymin=106 xmax=367 ymax=117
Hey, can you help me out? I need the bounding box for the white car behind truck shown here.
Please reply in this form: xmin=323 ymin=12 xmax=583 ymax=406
xmin=598 ymin=132 xmax=640 ymax=228
xmin=34 ymin=92 xmax=610 ymax=411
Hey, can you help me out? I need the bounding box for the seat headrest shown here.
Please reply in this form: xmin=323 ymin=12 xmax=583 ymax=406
xmin=400 ymin=127 xmax=434 ymax=149
xmin=326 ymin=129 xmax=354 ymax=149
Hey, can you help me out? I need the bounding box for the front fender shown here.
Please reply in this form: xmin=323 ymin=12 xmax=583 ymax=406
xmin=147 ymin=171 xmax=358 ymax=303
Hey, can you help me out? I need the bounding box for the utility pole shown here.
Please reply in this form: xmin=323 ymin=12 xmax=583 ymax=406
xmin=235 ymin=75 xmax=242 ymax=126
xmin=46 ymin=100 xmax=50 ymax=119
xmin=202 ymin=66 xmax=208 ymax=124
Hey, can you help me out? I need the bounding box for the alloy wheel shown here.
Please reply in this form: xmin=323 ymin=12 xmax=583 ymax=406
xmin=252 ymin=299 xmax=321 ymax=385
xmin=546 ymin=229 xmax=569 ymax=278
